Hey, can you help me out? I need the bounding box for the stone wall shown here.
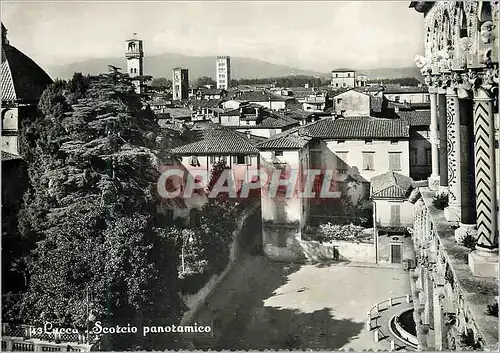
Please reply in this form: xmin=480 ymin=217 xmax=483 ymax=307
xmin=180 ymin=203 xmax=259 ymax=325
xmin=262 ymin=225 xmax=378 ymax=263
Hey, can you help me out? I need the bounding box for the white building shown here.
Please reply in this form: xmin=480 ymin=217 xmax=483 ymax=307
xmin=216 ymin=56 xmax=231 ymax=90
xmin=331 ymin=69 xmax=356 ymax=89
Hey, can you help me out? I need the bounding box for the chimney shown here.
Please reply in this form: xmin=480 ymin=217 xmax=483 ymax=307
xmin=246 ymin=130 xmax=251 ymax=139
xmin=255 ymin=107 xmax=260 ymax=118
xmin=395 ymin=106 xmax=400 ymax=113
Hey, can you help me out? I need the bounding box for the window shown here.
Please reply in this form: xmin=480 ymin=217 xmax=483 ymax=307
xmin=425 ymin=148 xmax=432 ymax=165
xmin=273 ymin=151 xmax=284 ymax=157
xmin=391 ymin=204 xmax=401 ymax=225
xmin=210 ymin=156 xmax=227 ymax=164
xmin=337 ymin=98 xmax=342 ymax=104
xmin=394 ymin=96 xmax=400 ymax=102
xmin=347 ymin=73 xmax=351 ymax=77
xmin=336 ymin=151 xmax=348 ymax=173
xmin=343 ymin=82 xmax=347 ymax=87
xmin=190 ymin=156 xmax=200 ymax=167
xmin=410 ymin=148 xmax=418 ymax=166
xmin=337 ymin=140 xmax=345 ymax=144
xmin=336 ymin=74 xmax=339 ymax=78
xmin=390 ymin=140 xmax=399 ymax=145
xmin=362 ymin=152 xmax=375 ymax=170
xmin=365 ymin=140 xmax=373 ymax=145
xmin=389 ymin=152 xmax=402 ymax=171
xmin=233 ymin=155 xmax=251 ymax=165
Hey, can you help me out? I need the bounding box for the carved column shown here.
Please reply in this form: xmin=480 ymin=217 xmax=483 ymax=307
xmin=468 ymin=83 xmax=499 ymax=278
xmin=429 ymin=87 xmax=440 ymax=190
xmin=444 ymin=84 xmax=461 ymax=223
xmin=455 ymin=90 xmax=478 ymax=244
xmin=437 ymin=89 xmax=448 ymax=193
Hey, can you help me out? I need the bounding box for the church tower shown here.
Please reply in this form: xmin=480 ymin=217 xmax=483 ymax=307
xmin=125 ymin=33 xmax=144 ymax=94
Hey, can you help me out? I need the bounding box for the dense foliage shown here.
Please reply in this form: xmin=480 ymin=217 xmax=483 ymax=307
xmin=172 ymin=160 xmax=240 ymax=294
xmin=195 ymin=76 xmax=217 ymax=88
xmin=5 ymin=72 xmax=185 ymax=350
xmin=231 ymin=75 xmax=329 ymax=88
xmin=366 ymin=77 xmax=422 ymax=86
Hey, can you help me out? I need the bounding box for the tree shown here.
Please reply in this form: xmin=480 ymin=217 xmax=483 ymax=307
xmin=151 ymin=77 xmax=171 ymax=88
xmin=195 ymin=76 xmax=216 ymax=88
xmin=9 ymin=72 xmax=185 ymax=350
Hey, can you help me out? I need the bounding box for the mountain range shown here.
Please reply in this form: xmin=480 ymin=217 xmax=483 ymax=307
xmin=46 ymin=52 xmax=423 ymax=82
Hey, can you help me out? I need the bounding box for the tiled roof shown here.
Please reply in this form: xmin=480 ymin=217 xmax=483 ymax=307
xmin=1 ymin=44 xmax=53 ymax=102
xmin=189 ymin=99 xmax=224 ymax=110
xmin=331 ymin=68 xmax=356 ymax=72
xmin=259 ymin=112 xmax=300 ymax=128
xmin=232 ymin=91 xmax=291 ymax=102
xmin=1 ymin=150 xmax=22 ymax=161
xmin=163 ymin=108 xmax=193 ymax=119
xmin=303 ymin=116 xmax=409 ymax=139
xmin=382 ymin=86 xmax=428 ymax=94
xmin=397 ymin=110 xmax=431 ymax=126
xmin=371 ymin=171 xmax=414 ymax=199
xmin=169 ymin=126 xmax=259 ymax=155
xmin=257 ymin=133 xmax=310 ymax=150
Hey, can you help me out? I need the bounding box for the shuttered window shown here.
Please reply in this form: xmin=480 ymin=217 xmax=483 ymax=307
xmin=362 ymin=152 xmax=374 ymax=170
xmin=410 ymin=149 xmax=418 ymax=166
xmin=391 ymin=204 xmax=401 ymax=225
xmin=389 ymin=152 xmax=402 ymax=171
xmin=336 ymin=152 xmax=348 ymax=173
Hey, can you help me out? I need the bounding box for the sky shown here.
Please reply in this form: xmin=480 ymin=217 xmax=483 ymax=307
xmin=2 ymin=1 xmax=425 ymax=71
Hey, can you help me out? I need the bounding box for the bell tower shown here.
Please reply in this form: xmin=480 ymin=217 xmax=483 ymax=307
xmin=125 ymin=33 xmax=144 ymax=93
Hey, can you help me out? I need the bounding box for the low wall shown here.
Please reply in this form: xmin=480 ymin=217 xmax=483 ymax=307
xmin=299 ymin=240 xmax=375 ymax=263
xmin=262 ymin=226 xmax=376 ymax=263
xmin=180 ymin=204 xmax=259 ymax=325
xmin=262 ymin=226 xmax=304 ymax=261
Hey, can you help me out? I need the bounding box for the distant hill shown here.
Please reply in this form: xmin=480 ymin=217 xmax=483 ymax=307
xmin=46 ymin=53 xmax=324 ymax=81
xmin=46 ymin=52 xmax=423 ymax=83
xmin=360 ymin=67 xmax=424 ymax=82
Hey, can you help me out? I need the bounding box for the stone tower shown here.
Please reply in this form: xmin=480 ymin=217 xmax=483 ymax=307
xmin=125 ymin=33 xmax=144 ymax=94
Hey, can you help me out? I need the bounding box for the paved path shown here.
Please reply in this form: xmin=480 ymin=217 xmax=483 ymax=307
xmin=188 ymin=257 xmax=411 ymax=351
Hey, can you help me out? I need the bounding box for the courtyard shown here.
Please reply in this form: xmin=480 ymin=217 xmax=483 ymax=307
xmin=189 ymin=256 xmax=411 ymax=351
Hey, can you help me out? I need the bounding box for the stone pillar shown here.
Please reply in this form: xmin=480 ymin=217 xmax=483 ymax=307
xmin=429 ymin=88 xmax=440 ymax=190
xmin=444 ymin=86 xmax=461 ymax=223
xmin=468 ymin=86 xmax=499 ymax=278
xmin=455 ymin=98 xmax=478 ymax=243
xmin=433 ymin=284 xmax=444 ymax=350
xmin=437 ymin=91 xmax=448 ymax=193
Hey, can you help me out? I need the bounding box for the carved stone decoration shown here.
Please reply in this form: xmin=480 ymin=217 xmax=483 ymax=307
xmin=446 ymin=94 xmax=457 ymax=203
xmin=473 ymin=86 xmax=498 ymax=250
xmin=480 ymin=21 xmax=494 ymax=44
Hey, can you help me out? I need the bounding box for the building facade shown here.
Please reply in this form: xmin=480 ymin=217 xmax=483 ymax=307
xmin=216 ymin=56 xmax=231 ymax=90
xmin=125 ymin=34 xmax=144 ymax=94
xmin=172 ymin=67 xmax=189 ymax=101
xmin=409 ymin=1 xmax=498 ymax=351
xmin=331 ymin=69 xmax=356 ymax=89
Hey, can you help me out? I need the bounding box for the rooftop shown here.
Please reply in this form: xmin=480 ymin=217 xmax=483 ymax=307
xmin=1 ymin=150 xmax=22 ymax=161
xmin=302 ymin=116 xmax=410 ymax=140
xmin=1 ymin=28 xmax=53 ymax=102
xmin=371 ymin=171 xmax=414 ymax=199
xmin=169 ymin=126 xmax=260 ymax=155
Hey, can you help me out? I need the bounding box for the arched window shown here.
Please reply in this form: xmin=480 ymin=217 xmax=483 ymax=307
xmin=128 ymin=42 xmax=136 ymax=51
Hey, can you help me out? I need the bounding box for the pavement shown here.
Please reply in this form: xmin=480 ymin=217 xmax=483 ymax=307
xmin=188 ymin=256 xmax=411 ymax=351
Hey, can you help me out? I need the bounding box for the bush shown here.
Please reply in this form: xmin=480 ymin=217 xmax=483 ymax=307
xmin=315 ymin=223 xmax=371 ymax=243
xmin=433 ymin=192 xmax=449 ymax=210
xmin=487 ymin=301 xmax=498 ymax=317
xmin=462 ymin=233 xmax=477 ymax=250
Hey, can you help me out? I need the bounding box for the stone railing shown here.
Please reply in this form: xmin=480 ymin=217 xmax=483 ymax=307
xmin=410 ymin=188 xmax=498 ymax=351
